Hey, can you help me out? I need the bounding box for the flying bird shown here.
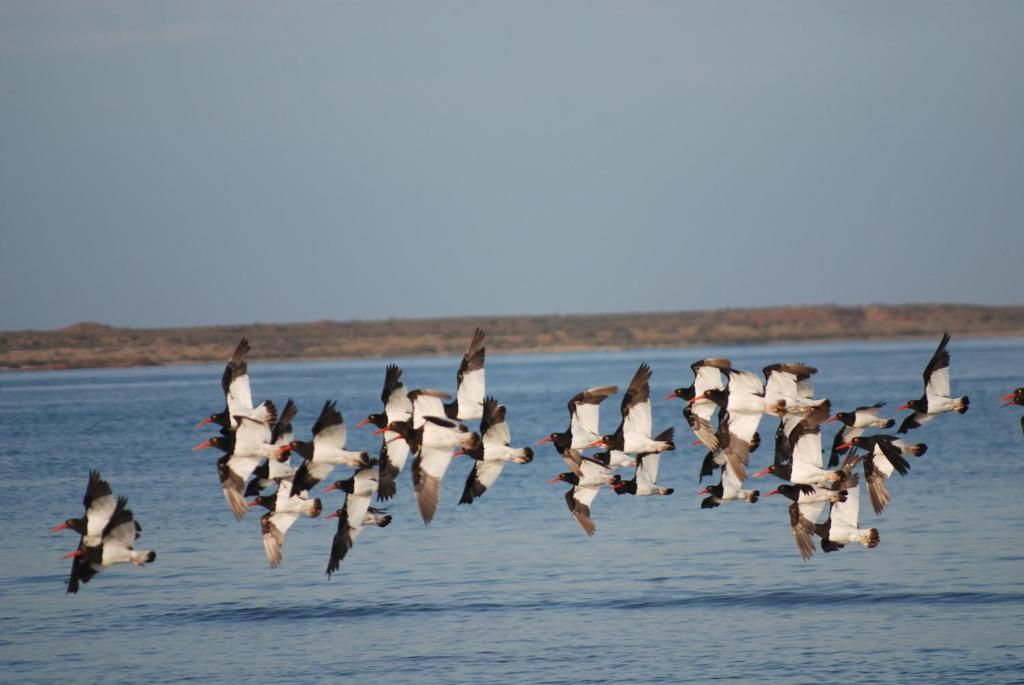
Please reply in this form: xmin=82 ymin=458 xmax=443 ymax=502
xmin=444 ymin=328 xmax=487 ymax=421
xmin=458 ymin=397 xmax=534 ymax=505
xmin=897 ymin=333 xmax=969 ymax=433
xmin=538 ymin=384 xmax=619 ymax=452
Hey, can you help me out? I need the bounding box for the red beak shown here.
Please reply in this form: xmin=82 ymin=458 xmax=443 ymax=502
xmin=587 ymin=439 xmax=604 ymax=448
xmin=192 ymin=440 xmax=213 ymax=451
xmin=548 ymin=475 xmax=562 ymax=484
xmin=61 ymin=549 xmax=83 ymax=560
xmin=825 ymin=415 xmax=839 ymax=424
xmin=765 ymin=489 xmax=781 ymax=497
xmin=49 ymin=522 xmax=70 ymax=534
xmin=451 ymin=449 xmax=466 ymax=458
xmin=354 ymin=417 xmax=372 ymax=429
xmin=387 ymin=435 xmax=403 ymax=443
xmin=690 ymin=440 xmax=702 ymax=447
xmin=898 ymin=403 xmax=911 ymax=411
xmin=372 ymin=427 xmax=387 ymax=436
xmin=196 ymin=417 xmax=214 ymax=427
xmin=322 ymin=484 xmax=338 ymax=494
xmin=687 ymin=392 xmax=707 ymax=405
xmin=536 ymin=436 xmax=553 ymax=445
xmin=696 ymin=488 xmax=709 ymax=496
xmin=247 ymin=500 xmax=260 ymax=508
xmin=325 ymin=512 xmax=340 ymax=519
xmin=836 ymin=441 xmax=854 ymax=450
xmin=664 ymin=392 xmax=679 ymax=401
xmin=752 ymin=467 xmax=771 ymax=478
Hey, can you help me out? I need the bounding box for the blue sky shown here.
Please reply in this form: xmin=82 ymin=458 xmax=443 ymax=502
xmin=1 ymin=2 xmax=1021 ymax=330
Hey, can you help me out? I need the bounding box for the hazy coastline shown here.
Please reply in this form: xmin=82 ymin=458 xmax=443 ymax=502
xmin=2 ymin=303 xmax=1022 ymax=372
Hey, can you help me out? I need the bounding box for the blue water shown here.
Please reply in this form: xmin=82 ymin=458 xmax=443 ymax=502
xmin=2 ymin=337 xmax=1023 ymax=683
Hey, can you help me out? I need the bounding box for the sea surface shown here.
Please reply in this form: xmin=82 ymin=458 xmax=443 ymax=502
xmin=1 ymin=337 xmax=1023 ymax=684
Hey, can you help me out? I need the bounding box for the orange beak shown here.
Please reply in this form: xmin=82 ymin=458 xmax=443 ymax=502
xmin=752 ymin=467 xmax=771 ymax=478
xmin=536 ymin=436 xmax=553 ymax=445
xmin=192 ymin=440 xmax=213 ymax=451
xmin=196 ymin=417 xmax=214 ymax=427
xmin=49 ymin=522 xmax=70 ymax=534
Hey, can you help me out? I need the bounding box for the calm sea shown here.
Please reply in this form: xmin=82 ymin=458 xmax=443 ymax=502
xmin=1 ymin=337 xmax=1022 ymax=684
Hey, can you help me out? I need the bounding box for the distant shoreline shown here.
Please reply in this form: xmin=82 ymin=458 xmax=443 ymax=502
xmin=2 ymin=303 xmax=1022 ymax=372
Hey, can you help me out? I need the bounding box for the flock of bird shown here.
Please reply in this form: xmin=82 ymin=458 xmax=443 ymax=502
xmin=51 ymin=329 xmax=1024 ymax=591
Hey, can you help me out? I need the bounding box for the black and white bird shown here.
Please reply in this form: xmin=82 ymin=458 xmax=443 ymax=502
xmin=459 ymin=397 xmax=534 ymax=505
xmin=817 ymin=482 xmax=880 ymax=554
xmin=1001 ymin=387 xmax=1024 ymax=436
xmin=356 ymin=365 xmax=413 ymax=501
xmin=825 ymin=402 xmax=894 ymax=467
xmin=444 ymin=328 xmax=487 ymax=421
xmin=50 ymin=470 xmax=118 ymax=548
xmin=196 ymin=338 xmax=275 ymax=434
xmin=698 ymin=461 xmax=759 ymax=508
xmin=245 ymin=399 xmax=298 ymax=497
xmin=248 ymin=479 xmax=322 ymax=568
xmin=550 ymin=450 xmax=617 ymax=536
xmin=321 ymin=460 xmax=381 ymax=575
xmin=612 ymin=449 xmax=675 ymax=497
xmin=765 ymin=466 xmax=855 ymax=561
xmin=62 ymin=497 xmax=155 ymax=592
xmin=754 ymin=402 xmax=844 ymax=488
xmin=198 ymin=401 xmax=278 ymax=519
xmin=763 ymin=363 xmax=825 ymax=411
xmin=693 ymin=368 xmax=785 ymax=481
xmin=51 ymin=471 xmax=140 ymax=594
xmin=665 ymin=357 xmax=731 ymax=451
xmin=838 ymin=435 xmax=920 ymax=515
xmin=386 ymin=415 xmax=480 ymax=524
xmin=325 ymin=503 xmax=392 ymax=579
xmin=286 ymin=400 xmax=370 ymax=497
xmin=593 ymin=363 xmax=674 ymax=456
xmin=898 ymin=332 xmax=969 ymax=433
xmin=537 ymin=384 xmax=619 ymax=452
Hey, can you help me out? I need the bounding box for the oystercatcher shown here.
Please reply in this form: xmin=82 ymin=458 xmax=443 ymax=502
xmin=538 ymin=384 xmax=619 ymax=451
xmin=898 ymin=333 xmax=969 ymax=432
xmin=286 ymin=400 xmax=370 ymax=497
xmin=444 ymin=328 xmax=486 ymax=421
xmin=826 ymin=402 xmax=894 ymax=466
xmin=248 ymin=478 xmax=322 ymax=568
xmin=356 ymin=365 xmax=413 ymax=501
xmin=459 ymin=397 xmax=533 ymax=505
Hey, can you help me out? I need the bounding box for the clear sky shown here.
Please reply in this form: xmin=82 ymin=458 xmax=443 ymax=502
xmin=1 ymin=2 xmax=1021 ymax=331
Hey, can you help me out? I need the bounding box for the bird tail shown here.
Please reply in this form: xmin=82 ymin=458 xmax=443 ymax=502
xmin=513 ymin=447 xmax=534 ymax=464
xmin=654 ymin=426 xmax=675 ymax=452
xmin=862 ymin=528 xmax=880 ymax=548
xmin=878 ymin=418 xmax=895 ymax=429
xmin=746 ymin=490 xmax=760 ymax=504
xmin=956 ymin=396 xmax=970 ymax=414
xmin=899 ymin=441 xmax=927 ymax=457
xmin=307 ymin=498 xmax=323 ymax=518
